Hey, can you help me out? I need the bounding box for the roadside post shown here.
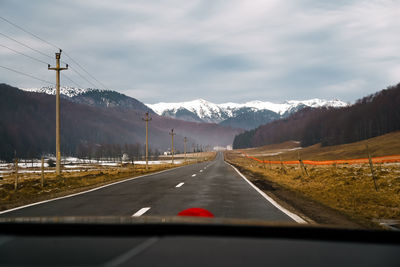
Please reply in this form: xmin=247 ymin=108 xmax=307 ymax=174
xmin=366 ymin=144 xmax=378 ymax=191
xmin=169 ymin=129 xmax=176 ymax=165
xmin=14 ymin=158 xmax=18 ymax=190
xmin=41 ymin=157 xmax=44 ymax=188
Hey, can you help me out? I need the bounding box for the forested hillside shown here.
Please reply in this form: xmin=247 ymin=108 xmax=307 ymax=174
xmin=0 ymin=84 xmax=241 ymax=161
xmin=233 ymin=83 xmax=400 ymax=149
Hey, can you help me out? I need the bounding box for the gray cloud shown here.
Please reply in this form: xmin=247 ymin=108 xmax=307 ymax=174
xmin=0 ymin=0 xmax=399 ymax=103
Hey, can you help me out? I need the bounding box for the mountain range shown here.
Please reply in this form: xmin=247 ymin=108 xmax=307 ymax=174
xmin=233 ymin=83 xmax=400 ymax=149
xmin=147 ymin=98 xmax=348 ymax=130
xmin=0 ymin=84 xmax=241 ymax=161
xmin=22 ymin=86 xmax=153 ymax=112
xmin=21 ymin=86 xmax=348 ymax=130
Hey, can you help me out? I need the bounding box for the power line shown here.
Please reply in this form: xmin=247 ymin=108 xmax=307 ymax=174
xmin=0 ymin=16 xmax=60 ymax=50
xmin=62 ymin=51 xmax=109 ymax=90
xmin=68 ymin=65 xmax=99 ymax=89
xmin=0 ymin=31 xmax=53 ymax=60
xmin=0 ymin=43 xmax=84 ymax=88
xmin=0 ymin=16 xmax=110 ymax=91
xmin=0 ymin=65 xmax=54 ymax=85
xmin=0 ymin=43 xmax=49 ymax=65
xmin=61 ymin=73 xmax=84 ymax=88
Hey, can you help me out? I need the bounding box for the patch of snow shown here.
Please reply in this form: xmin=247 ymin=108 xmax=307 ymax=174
xmin=21 ymin=86 xmax=96 ymax=97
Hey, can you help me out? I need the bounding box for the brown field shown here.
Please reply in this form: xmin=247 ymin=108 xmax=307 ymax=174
xmin=243 ymin=131 xmax=400 ymax=161
xmin=0 ymin=153 xmax=216 ymax=212
xmin=226 ymin=133 xmax=400 ymax=228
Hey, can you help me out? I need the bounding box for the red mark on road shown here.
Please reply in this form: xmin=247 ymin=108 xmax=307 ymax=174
xmin=178 ymin=208 xmax=214 ymax=217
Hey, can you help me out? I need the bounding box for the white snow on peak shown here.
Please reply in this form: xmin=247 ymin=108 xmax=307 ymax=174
xmin=148 ymin=98 xmax=226 ymax=122
xmin=21 ymin=86 xmax=95 ymax=97
xmin=146 ymin=98 xmax=349 ymax=123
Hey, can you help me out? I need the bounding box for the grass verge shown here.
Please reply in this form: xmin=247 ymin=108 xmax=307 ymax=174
xmin=225 ymin=151 xmax=400 ymax=229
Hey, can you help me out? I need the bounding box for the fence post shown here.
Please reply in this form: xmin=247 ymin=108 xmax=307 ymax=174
xmin=297 ymin=152 xmax=303 ymax=175
xmin=366 ymin=144 xmax=378 ymax=191
xmin=14 ymin=158 xmax=18 ymax=190
xmin=301 ymin=159 xmax=309 ymax=176
xmin=298 ymin=152 xmax=309 ymax=176
xmin=263 ymin=156 xmax=266 ymax=170
xmin=280 ymin=155 xmax=286 ymax=173
xmin=41 ymin=157 xmax=44 ymax=188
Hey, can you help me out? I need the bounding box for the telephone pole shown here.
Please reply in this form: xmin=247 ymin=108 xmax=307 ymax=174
xmin=48 ymin=49 xmax=68 ymax=176
xmin=184 ymin=137 xmax=187 ymax=162
xmin=169 ymin=129 xmax=176 ymax=164
xmin=142 ymin=112 xmax=152 ymax=170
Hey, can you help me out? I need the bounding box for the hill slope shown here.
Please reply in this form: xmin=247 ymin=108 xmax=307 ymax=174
xmin=233 ymin=83 xmax=400 ymax=149
xmin=0 ymin=84 xmax=241 ymax=160
xmin=22 ymin=86 xmax=154 ymax=112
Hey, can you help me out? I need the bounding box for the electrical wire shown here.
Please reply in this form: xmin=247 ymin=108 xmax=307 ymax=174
xmin=0 ymin=43 xmax=49 ymax=65
xmin=63 ymin=51 xmax=109 ymax=90
xmin=68 ymin=66 xmax=99 ymax=89
xmin=0 ymin=42 xmax=83 ymax=88
xmin=0 ymin=16 xmax=110 ymax=90
xmin=0 ymin=30 xmax=97 ymax=89
xmin=0 ymin=16 xmax=60 ymax=49
xmin=0 ymin=65 xmax=54 ymax=85
xmin=61 ymin=73 xmax=85 ymax=88
xmin=0 ymin=32 xmax=53 ymax=60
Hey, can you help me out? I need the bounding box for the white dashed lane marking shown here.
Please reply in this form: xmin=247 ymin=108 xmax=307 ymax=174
xmin=176 ymin=182 xmax=184 ymax=188
xmin=132 ymin=207 xmax=150 ymax=217
xmin=192 ymin=174 xmax=196 ymax=177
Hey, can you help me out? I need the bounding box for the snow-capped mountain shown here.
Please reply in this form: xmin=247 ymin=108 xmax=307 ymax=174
xmin=146 ymin=98 xmax=348 ymax=128
xmin=21 ymin=86 xmax=152 ymax=112
xmin=22 ymin=86 xmax=91 ymax=97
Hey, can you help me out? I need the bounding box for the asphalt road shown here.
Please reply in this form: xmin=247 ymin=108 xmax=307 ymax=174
xmin=0 ymin=153 xmax=296 ymax=222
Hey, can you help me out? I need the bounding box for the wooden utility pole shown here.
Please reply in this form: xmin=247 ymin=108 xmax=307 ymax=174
xmin=142 ymin=112 xmax=152 ymax=170
xmin=184 ymin=137 xmax=187 ymax=162
xmin=14 ymin=158 xmax=18 ymax=190
xmin=48 ymin=49 xmax=68 ymax=176
xmin=41 ymin=157 xmax=44 ymax=188
xmin=169 ymin=129 xmax=176 ymax=164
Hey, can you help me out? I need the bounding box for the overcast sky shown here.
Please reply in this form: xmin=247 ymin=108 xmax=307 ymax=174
xmin=1 ymin=0 xmax=399 ymax=103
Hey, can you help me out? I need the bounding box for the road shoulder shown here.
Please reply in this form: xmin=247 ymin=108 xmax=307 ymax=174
xmin=227 ymin=161 xmax=366 ymax=229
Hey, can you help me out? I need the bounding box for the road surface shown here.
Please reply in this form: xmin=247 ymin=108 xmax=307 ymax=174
xmin=0 ymin=153 xmax=298 ymax=222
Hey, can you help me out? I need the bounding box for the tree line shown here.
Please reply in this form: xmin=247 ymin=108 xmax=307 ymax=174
xmin=75 ymin=142 xmax=160 ymax=162
xmin=233 ymin=83 xmax=400 ymax=149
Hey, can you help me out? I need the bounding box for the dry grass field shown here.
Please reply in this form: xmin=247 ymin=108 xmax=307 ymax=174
xmin=0 ymin=153 xmax=216 ymax=212
xmin=226 ymin=133 xmax=400 ymax=228
xmin=244 ymin=131 xmax=400 ymax=161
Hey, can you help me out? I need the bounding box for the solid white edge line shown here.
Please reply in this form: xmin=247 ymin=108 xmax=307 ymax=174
xmin=0 ymin=164 xmax=189 ymax=215
xmin=132 ymin=207 xmax=151 ymax=217
xmin=225 ymin=161 xmax=307 ymax=224
xmin=175 ymin=182 xmax=184 ymax=188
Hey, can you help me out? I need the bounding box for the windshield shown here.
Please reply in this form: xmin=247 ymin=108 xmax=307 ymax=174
xmin=0 ymin=0 xmax=399 ymax=232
